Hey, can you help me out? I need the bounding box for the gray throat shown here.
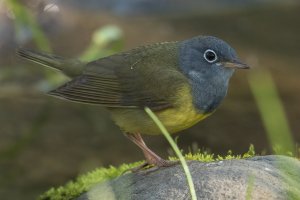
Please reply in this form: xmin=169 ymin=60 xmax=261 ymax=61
xmin=187 ymin=71 xmax=230 ymax=114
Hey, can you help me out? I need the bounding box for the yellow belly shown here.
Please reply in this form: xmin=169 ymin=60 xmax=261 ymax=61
xmin=110 ymin=86 xmax=212 ymax=135
xmin=110 ymin=108 xmax=209 ymax=135
xmin=155 ymin=104 xmax=210 ymax=134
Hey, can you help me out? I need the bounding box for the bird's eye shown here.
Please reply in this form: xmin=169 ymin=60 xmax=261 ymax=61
xmin=203 ymin=49 xmax=218 ymax=63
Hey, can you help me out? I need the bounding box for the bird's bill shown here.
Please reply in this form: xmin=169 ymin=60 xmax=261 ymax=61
xmin=220 ymin=60 xmax=250 ymax=69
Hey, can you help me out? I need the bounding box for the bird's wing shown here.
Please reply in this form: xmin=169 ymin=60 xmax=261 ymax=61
xmin=48 ymin=73 xmax=171 ymax=110
xmin=48 ymin=42 xmax=186 ymax=111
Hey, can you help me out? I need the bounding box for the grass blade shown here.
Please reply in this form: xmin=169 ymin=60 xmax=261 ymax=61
xmin=145 ymin=107 xmax=197 ymax=200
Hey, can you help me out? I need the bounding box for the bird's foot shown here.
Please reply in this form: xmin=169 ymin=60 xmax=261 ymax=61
xmin=123 ymin=132 xmax=179 ymax=174
xmin=123 ymin=159 xmax=178 ymax=174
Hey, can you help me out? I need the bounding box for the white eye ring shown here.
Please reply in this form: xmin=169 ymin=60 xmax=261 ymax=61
xmin=203 ymin=49 xmax=218 ymax=63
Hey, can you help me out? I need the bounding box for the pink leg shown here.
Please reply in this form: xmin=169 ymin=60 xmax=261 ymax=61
xmin=125 ymin=133 xmax=174 ymax=168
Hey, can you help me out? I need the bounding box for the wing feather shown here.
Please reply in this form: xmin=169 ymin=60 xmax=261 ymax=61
xmin=49 ymin=74 xmax=171 ymax=110
xmin=49 ymin=42 xmax=181 ymax=111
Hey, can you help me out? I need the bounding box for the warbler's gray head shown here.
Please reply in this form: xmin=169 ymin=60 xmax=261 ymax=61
xmin=179 ymin=36 xmax=249 ymax=80
xmin=178 ymin=36 xmax=249 ymax=113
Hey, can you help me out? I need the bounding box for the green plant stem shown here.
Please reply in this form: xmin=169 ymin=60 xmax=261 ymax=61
xmin=248 ymin=69 xmax=294 ymax=155
xmin=246 ymin=174 xmax=255 ymax=200
xmin=144 ymin=107 xmax=197 ymax=200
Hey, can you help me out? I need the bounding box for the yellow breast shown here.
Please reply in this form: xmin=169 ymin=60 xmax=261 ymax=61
xmin=110 ymin=85 xmax=211 ymax=135
xmin=155 ymin=86 xmax=210 ymax=133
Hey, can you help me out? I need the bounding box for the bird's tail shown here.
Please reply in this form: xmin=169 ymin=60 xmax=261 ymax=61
xmin=17 ymin=48 xmax=84 ymax=77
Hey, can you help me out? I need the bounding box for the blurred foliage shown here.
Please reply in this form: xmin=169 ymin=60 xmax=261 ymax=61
xmin=4 ymin=1 xmax=124 ymax=88
xmin=248 ymin=69 xmax=295 ymax=156
xmin=4 ymin=0 xmax=66 ymax=88
xmin=4 ymin=0 xmax=50 ymax=51
xmin=80 ymin=25 xmax=124 ymax=61
xmin=0 ymin=1 xmax=62 ymax=163
xmin=248 ymin=69 xmax=300 ymax=197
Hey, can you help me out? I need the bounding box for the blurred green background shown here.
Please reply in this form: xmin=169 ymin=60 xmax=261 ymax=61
xmin=0 ymin=0 xmax=300 ymax=199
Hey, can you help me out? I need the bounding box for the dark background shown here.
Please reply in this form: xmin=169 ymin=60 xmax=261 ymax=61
xmin=0 ymin=1 xmax=299 ymax=199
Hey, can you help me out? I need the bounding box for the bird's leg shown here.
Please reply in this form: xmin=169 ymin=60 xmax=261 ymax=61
xmin=124 ymin=133 xmax=175 ymax=170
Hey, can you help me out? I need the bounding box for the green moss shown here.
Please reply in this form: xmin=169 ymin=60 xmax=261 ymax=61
xmin=38 ymin=161 xmax=143 ymax=200
xmin=39 ymin=145 xmax=255 ymax=200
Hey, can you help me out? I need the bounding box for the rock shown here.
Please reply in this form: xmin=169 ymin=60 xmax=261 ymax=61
xmin=76 ymin=155 xmax=300 ymax=200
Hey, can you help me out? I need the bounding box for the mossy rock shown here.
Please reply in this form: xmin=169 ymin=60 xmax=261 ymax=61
xmin=39 ymin=147 xmax=300 ymax=200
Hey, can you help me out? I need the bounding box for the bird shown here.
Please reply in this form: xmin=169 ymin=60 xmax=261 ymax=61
xmin=17 ymin=35 xmax=249 ymax=169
